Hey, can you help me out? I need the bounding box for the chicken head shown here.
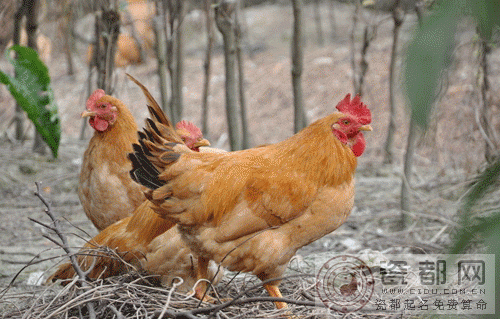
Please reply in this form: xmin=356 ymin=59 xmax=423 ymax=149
xmin=331 ymin=94 xmax=372 ymax=157
xmin=81 ymin=89 xmax=119 ymax=132
xmin=175 ymin=120 xmax=210 ymax=151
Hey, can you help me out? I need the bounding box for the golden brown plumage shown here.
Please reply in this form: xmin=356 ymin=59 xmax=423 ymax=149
xmin=79 ymin=91 xmax=146 ymax=231
xmin=51 ymin=75 xmax=220 ymax=293
xmin=130 ymin=94 xmax=372 ymax=308
xmin=79 ymin=74 xmax=202 ymax=230
xmin=48 ymin=201 xmax=223 ymax=292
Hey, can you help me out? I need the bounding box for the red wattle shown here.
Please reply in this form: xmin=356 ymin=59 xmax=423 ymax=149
xmin=351 ymin=133 xmax=366 ymax=157
xmin=90 ymin=117 xmax=109 ymax=132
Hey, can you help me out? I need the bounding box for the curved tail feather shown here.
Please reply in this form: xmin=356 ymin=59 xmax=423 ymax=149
xmin=126 ymin=74 xmax=186 ymax=190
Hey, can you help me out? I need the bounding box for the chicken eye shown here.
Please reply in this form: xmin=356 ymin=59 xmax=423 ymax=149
xmin=342 ymin=119 xmax=350 ymax=125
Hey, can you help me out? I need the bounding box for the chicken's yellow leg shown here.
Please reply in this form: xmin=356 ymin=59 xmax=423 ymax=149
xmin=194 ymin=256 xmax=212 ymax=302
xmin=264 ymin=283 xmax=288 ymax=310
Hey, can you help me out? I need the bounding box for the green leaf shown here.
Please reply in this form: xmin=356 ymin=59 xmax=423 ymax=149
xmin=404 ymin=0 xmax=465 ymax=128
xmin=0 ymin=45 xmax=60 ymax=158
xmin=449 ymin=158 xmax=500 ymax=254
xmin=467 ymin=0 xmax=500 ymax=41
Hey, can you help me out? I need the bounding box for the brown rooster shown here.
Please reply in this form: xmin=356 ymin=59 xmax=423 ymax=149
xmin=49 ymin=75 xmax=221 ymax=292
xmin=80 ymin=78 xmax=209 ymax=231
xmin=129 ymin=94 xmax=372 ymax=309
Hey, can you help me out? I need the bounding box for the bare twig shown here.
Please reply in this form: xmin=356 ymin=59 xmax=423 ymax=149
xmin=33 ymin=182 xmax=96 ymax=319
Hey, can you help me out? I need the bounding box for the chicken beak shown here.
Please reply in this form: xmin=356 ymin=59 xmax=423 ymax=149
xmin=359 ymin=125 xmax=373 ymax=132
xmin=81 ymin=110 xmax=97 ymax=118
xmin=193 ymin=138 xmax=210 ymax=148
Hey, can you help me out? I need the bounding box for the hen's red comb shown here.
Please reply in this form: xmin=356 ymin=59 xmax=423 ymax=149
xmin=336 ymin=94 xmax=371 ymax=125
xmin=176 ymin=120 xmax=202 ymax=137
xmin=86 ymin=89 xmax=106 ymax=110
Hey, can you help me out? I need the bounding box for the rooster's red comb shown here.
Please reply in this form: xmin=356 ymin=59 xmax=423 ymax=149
xmin=86 ymin=89 xmax=106 ymax=110
xmin=336 ymin=94 xmax=371 ymax=125
xmin=176 ymin=120 xmax=202 ymax=137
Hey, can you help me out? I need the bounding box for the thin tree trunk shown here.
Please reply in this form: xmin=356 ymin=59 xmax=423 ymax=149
xmin=95 ymin=9 xmax=120 ymax=93
xmin=350 ymin=0 xmax=361 ymax=94
xmin=154 ymin=1 xmax=171 ymax=119
xmin=358 ymin=25 xmax=375 ymax=97
xmin=62 ymin=4 xmax=74 ymax=75
xmin=79 ymin=64 xmax=93 ymax=140
xmin=215 ymin=0 xmax=241 ymax=151
xmin=13 ymin=1 xmax=24 ymax=141
xmin=399 ymin=1 xmax=422 ymax=230
xmin=166 ymin=0 xmax=178 ymax=124
xmin=478 ymin=37 xmax=498 ymax=163
xmin=201 ymin=0 xmax=214 ymax=138
xmin=173 ymin=0 xmax=185 ymax=123
xmin=235 ymin=3 xmax=249 ymax=149
xmin=313 ymin=0 xmax=323 ymax=46
xmin=291 ymin=0 xmax=306 ymax=133
xmin=328 ymin=0 xmax=336 ymax=41
xmin=25 ymin=0 xmax=46 ymax=155
xmin=383 ymin=0 xmax=404 ymax=164
xmin=399 ymin=114 xmax=419 ymax=230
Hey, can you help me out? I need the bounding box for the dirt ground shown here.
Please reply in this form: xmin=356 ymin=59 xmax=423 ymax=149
xmin=0 ymin=1 xmax=498 ymax=317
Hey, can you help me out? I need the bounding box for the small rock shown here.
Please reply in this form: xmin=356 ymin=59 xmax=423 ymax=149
xmin=340 ymin=238 xmax=361 ymax=250
xmin=26 ymin=271 xmax=45 ymax=286
xmin=313 ymin=57 xmax=333 ymax=65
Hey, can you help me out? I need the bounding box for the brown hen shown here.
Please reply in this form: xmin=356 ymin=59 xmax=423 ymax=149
xmin=129 ymin=94 xmax=373 ymax=309
xmin=49 ymin=75 xmax=221 ymax=293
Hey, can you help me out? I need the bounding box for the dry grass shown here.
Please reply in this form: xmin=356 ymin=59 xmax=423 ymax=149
xmin=1 ymin=269 xmax=402 ymax=319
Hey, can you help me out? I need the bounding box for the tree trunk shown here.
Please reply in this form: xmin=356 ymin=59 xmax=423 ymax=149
xmin=478 ymin=38 xmax=498 ymax=163
xmin=383 ymin=0 xmax=404 ymax=164
xmin=201 ymin=0 xmax=214 ymax=138
xmin=13 ymin=1 xmax=25 ymax=141
xmin=291 ymin=0 xmax=306 ymax=133
xmin=399 ymin=114 xmax=419 ymax=230
xmin=350 ymin=0 xmax=361 ymax=95
xmin=235 ymin=3 xmax=250 ymax=149
xmin=173 ymin=0 xmax=185 ymax=124
xmin=399 ymin=1 xmax=424 ymax=230
xmin=328 ymin=0 xmax=336 ymax=41
xmin=95 ymin=9 xmax=120 ymax=93
xmin=358 ymin=25 xmax=376 ymax=97
xmin=61 ymin=3 xmax=74 ymax=76
xmin=24 ymin=0 xmax=46 ymax=155
xmin=313 ymin=0 xmax=324 ymax=46
xmin=165 ymin=0 xmax=178 ymax=124
xmin=215 ymin=0 xmax=242 ymax=151
xmin=154 ymin=0 xmax=171 ymax=119
xmin=79 ymin=63 xmax=93 ymax=140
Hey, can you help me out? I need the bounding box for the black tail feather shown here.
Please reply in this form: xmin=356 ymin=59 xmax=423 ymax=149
xmin=146 ymin=118 xmax=162 ymax=138
xmin=129 ymin=150 xmax=164 ymax=190
xmin=127 ymin=73 xmax=185 ymax=191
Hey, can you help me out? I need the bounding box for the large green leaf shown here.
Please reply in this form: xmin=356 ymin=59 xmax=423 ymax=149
xmin=467 ymin=0 xmax=500 ymax=41
xmin=449 ymin=158 xmax=500 ymax=254
xmin=404 ymin=0 xmax=464 ymax=128
xmin=0 ymin=45 xmax=60 ymax=158
xmin=405 ymin=0 xmax=500 ymax=128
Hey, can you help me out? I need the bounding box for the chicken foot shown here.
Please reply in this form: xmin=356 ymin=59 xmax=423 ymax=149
xmin=263 ymin=283 xmax=288 ymax=309
xmin=192 ymin=256 xmax=225 ymax=304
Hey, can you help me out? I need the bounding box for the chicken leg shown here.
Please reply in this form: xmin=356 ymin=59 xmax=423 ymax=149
xmin=263 ymin=283 xmax=288 ymax=310
xmin=194 ymin=256 xmax=213 ymax=302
